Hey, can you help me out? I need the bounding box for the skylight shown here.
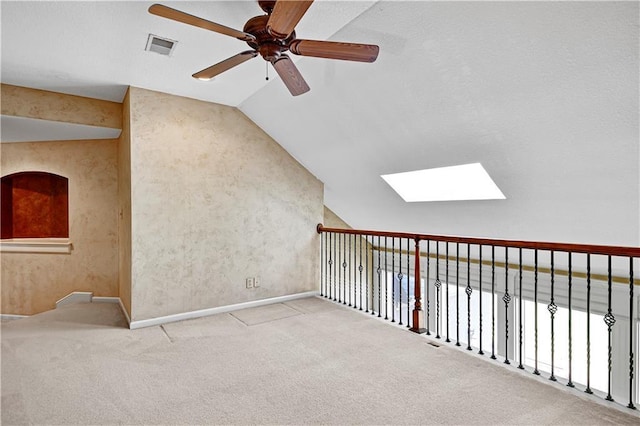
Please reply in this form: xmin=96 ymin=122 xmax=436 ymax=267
xmin=381 ymin=163 xmax=506 ymax=202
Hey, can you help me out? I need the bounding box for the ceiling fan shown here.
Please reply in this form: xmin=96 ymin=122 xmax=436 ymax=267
xmin=149 ymin=0 xmax=379 ymax=96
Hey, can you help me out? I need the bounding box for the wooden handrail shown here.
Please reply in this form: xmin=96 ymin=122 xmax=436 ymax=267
xmin=317 ymin=224 xmax=640 ymax=257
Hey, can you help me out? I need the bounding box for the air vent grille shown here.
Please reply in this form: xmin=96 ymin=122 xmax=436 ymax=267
xmin=145 ymin=34 xmax=177 ymax=56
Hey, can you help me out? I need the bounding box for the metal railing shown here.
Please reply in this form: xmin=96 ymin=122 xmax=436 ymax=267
xmin=317 ymin=224 xmax=640 ymax=409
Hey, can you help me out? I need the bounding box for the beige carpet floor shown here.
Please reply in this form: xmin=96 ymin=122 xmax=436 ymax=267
xmin=2 ymin=296 xmax=639 ymax=425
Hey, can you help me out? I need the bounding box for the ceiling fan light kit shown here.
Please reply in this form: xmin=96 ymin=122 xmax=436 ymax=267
xmin=149 ymin=0 xmax=379 ymax=96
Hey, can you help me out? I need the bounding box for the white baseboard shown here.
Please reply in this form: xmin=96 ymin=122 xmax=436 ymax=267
xmin=1 ymin=314 xmax=29 ymax=321
xmin=4 ymin=291 xmax=318 ymax=330
xmin=129 ymin=291 xmax=319 ymax=330
xmin=91 ymin=296 xmax=121 ymax=304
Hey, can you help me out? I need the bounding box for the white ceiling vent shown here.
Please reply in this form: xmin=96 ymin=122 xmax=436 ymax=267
xmin=145 ymin=34 xmax=177 ymax=56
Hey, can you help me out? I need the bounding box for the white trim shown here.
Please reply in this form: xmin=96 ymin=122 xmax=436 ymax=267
xmin=91 ymin=296 xmax=121 ymax=304
xmin=56 ymin=291 xmax=92 ymax=307
xmin=129 ymin=291 xmax=319 ymax=330
xmin=1 ymin=238 xmax=72 ymax=254
xmin=1 ymin=314 xmax=29 ymax=321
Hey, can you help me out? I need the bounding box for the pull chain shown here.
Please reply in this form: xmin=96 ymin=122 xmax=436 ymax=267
xmin=265 ymin=62 xmax=269 ymax=81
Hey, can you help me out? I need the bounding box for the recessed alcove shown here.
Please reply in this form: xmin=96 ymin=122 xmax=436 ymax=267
xmin=1 ymin=171 xmax=71 ymax=253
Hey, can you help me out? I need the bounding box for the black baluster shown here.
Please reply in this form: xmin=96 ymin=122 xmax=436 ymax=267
xmin=604 ymin=255 xmax=615 ymax=401
xmin=446 ymin=242 xmax=451 ymax=343
xmin=503 ymin=248 xmax=511 ymax=365
xmin=426 ymin=240 xmax=431 ymax=336
xmin=585 ymin=254 xmax=592 ymax=393
xmin=354 ymin=235 xmax=358 ymax=307
xmin=407 ymin=237 xmax=411 ymax=328
xmin=353 ymin=234 xmax=364 ymax=309
xmin=377 ymin=236 xmax=382 ymax=317
xmin=343 ymin=233 xmax=347 ymax=305
xmin=491 ymin=245 xmax=496 ymax=360
xmin=398 ymin=239 xmax=403 ymax=325
xmin=328 ymin=233 xmax=333 ymax=300
xmin=478 ymin=245 xmax=484 ymax=355
xmin=385 ymin=236 xmax=389 ymax=320
xmin=345 ymin=234 xmax=349 ymax=305
xmin=548 ymin=250 xmax=557 ymax=381
xmin=359 ymin=235 xmax=363 ymax=311
xmin=567 ymin=252 xmax=574 ymax=387
xmin=628 ymin=257 xmax=636 ymax=409
xmin=364 ymin=238 xmax=373 ymax=313
xmin=342 ymin=233 xmax=347 ymax=305
xmin=325 ymin=233 xmax=329 ymax=298
xmin=353 ymin=235 xmax=356 ymax=308
xmin=347 ymin=234 xmax=352 ymax=307
xmin=391 ymin=237 xmax=395 ymax=322
xmin=366 ymin=237 xmax=370 ymax=313
xmin=324 ymin=233 xmax=328 ymax=297
xmin=466 ymin=244 xmax=472 ymax=351
xmin=435 ymin=242 xmax=441 ymax=339
xmin=518 ymin=248 xmax=524 ymax=369
xmin=337 ymin=233 xmax=342 ymax=303
xmin=533 ymin=249 xmax=540 ymax=375
xmin=455 ymin=242 xmax=460 ymax=346
xmin=333 ymin=233 xmax=337 ymax=302
xmin=320 ymin=232 xmax=325 ymax=297
xmin=351 ymin=234 xmax=355 ymax=307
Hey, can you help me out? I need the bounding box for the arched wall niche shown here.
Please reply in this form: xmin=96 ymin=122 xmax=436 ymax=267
xmin=1 ymin=171 xmax=69 ymax=239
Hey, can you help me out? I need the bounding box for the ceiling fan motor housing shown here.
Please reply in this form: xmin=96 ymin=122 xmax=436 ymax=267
xmin=243 ymin=15 xmax=294 ymax=62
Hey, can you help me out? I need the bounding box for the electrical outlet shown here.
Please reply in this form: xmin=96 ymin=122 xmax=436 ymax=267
xmin=253 ymin=276 xmax=261 ymax=288
xmin=246 ymin=278 xmax=254 ymax=289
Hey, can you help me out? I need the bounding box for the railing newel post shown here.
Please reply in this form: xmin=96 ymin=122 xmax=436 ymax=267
xmin=410 ymin=237 xmax=426 ymax=334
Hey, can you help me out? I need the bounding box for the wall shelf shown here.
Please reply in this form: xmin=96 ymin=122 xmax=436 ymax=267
xmin=1 ymin=238 xmax=72 ymax=254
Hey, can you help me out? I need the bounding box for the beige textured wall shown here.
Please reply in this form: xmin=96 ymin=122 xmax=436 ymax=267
xmin=1 ymin=84 xmax=122 ymax=129
xmin=324 ymin=206 xmax=352 ymax=229
xmin=1 ymin=139 xmax=118 ymax=315
xmin=118 ymin=89 xmax=132 ymax=318
xmin=127 ymin=87 xmax=323 ymax=321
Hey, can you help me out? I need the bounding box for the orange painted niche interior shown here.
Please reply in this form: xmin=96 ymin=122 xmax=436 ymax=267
xmin=1 ymin=172 xmax=69 ymax=239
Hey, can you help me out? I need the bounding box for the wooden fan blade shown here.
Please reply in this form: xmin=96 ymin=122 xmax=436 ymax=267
xmin=192 ymin=51 xmax=258 ymax=80
xmin=289 ymin=39 xmax=379 ymax=62
xmin=266 ymin=0 xmax=313 ymax=39
xmin=272 ymin=55 xmax=310 ymax=96
xmin=149 ymin=4 xmax=256 ymax=42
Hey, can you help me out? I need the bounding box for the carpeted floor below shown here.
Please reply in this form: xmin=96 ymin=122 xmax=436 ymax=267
xmin=2 ymin=296 xmax=639 ymax=425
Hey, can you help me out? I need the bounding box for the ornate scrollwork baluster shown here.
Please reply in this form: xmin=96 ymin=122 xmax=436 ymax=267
xmin=548 ymin=250 xmax=557 ymax=381
xmin=567 ymin=252 xmax=574 ymax=387
xmin=466 ymin=244 xmax=472 ymax=351
xmin=604 ymin=255 xmax=615 ymax=401
xmin=503 ymin=247 xmax=510 ymax=365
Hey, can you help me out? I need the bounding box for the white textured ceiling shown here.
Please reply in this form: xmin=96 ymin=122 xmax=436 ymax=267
xmin=1 ymin=1 xmax=638 ymax=245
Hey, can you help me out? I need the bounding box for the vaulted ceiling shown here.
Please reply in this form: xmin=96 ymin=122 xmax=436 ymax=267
xmin=2 ymin=1 xmax=638 ymax=245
